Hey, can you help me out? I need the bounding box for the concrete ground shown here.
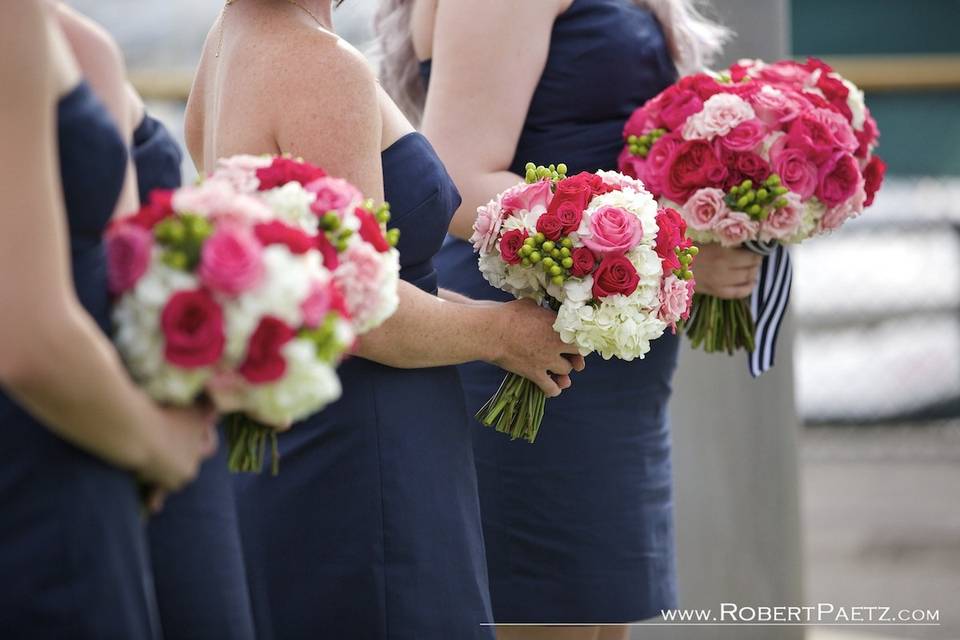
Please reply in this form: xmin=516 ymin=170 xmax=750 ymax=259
xmin=802 ymin=422 xmax=960 ymax=640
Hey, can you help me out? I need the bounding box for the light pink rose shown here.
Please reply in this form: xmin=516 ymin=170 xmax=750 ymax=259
xmin=682 ymin=93 xmax=756 ymax=140
xmin=501 ymin=179 xmax=553 ymax=214
xmin=820 ymin=180 xmax=866 ymax=232
xmin=581 ymin=206 xmax=643 ymax=255
xmin=211 ymin=155 xmax=273 ymax=193
xmin=658 ymin=274 xmax=694 ymax=330
xmin=718 ymin=119 xmax=768 ymax=153
xmin=759 ymin=193 xmax=803 ymax=242
xmin=173 ymin=181 xmax=273 ymax=223
xmin=712 ymin=210 xmax=760 ymax=247
xmin=470 ymin=198 xmax=506 ymax=254
xmin=681 ymin=187 xmax=730 ymax=231
xmin=749 ymin=85 xmax=806 ymax=126
xmin=199 ymin=225 xmax=264 ymax=296
xmin=306 ymin=176 xmax=363 ymax=217
xmin=106 ymin=223 xmax=153 ymax=294
xmin=300 ymin=280 xmax=332 ymax=328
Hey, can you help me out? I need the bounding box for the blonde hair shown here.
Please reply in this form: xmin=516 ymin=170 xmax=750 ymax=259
xmin=374 ymin=0 xmax=731 ymax=123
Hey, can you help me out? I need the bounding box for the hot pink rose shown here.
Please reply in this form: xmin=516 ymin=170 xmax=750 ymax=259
xmin=682 ymin=93 xmax=756 ymax=140
xmin=756 ymin=60 xmax=812 ymax=86
xmin=759 ymin=193 xmax=803 ymax=242
xmin=256 ymin=157 xmax=326 ymax=191
xmin=681 ymin=188 xmax=729 ymax=231
xmin=238 ymin=316 xmax=295 ymax=384
xmin=659 ymin=88 xmax=704 ymax=131
xmin=581 ymin=206 xmax=643 ymax=255
xmin=591 ymin=254 xmax=641 ymax=299
xmin=499 ymin=229 xmax=529 ymax=265
xmin=863 ymin=155 xmax=886 ymax=207
xmin=356 ymin=208 xmax=391 ymax=253
xmin=569 ymin=247 xmax=597 ymax=278
xmin=817 ymin=152 xmax=860 ymax=208
xmin=618 ymin=146 xmax=648 ymax=182
xmin=307 ymin=176 xmax=362 ymax=217
xmin=106 ymin=223 xmax=153 ymax=294
xmin=820 ymin=179 xmax=866 ymax=232
xmin=718 ymin=119 xmax=767 ymax=153
xmin=815 ymin=72 xmax=852 ymax=121
xmin=658 ymin=274 xmax=694 ymax=330
xmin=662 ymin=139 xmax=728 ymax=203
xmin=716 ymin=147 xmax=772 ymax=191
xmin=471 ymin=198 xmax=505 ymax=254
xmin=643 ymin=131 xmax=684 ymax=197
xmin=855 ymin=113 xmax=879 ymax=158
xmin=161 ymin=289 xmax=225 ymax=368
xmin=199 ymin=226 xmax=264 ymax=296
xmin=502 ymin=179 xmax=553 ymax=213
xmin=748 ymin=85 xmax=807 ymax=126
xmin=770 ymin=138 xmax=818 ymax=199
xmin=787 ymin=108 xmax=856 ymax=161
xmin=712 ymin=210 xmax=760 ymax=247
xmin=623 ymin=105 xmax=658 ymax=138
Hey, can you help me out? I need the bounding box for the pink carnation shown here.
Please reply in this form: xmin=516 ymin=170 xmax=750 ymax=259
xmin=307 ymin=176 xmax=363 ymax=217
xmin=336 ymin=242 xmax=390 ymax=325
xmin=106 ymin=223 xmax=153 ymax=294
xmin=682 ymin=93 xmax=756 ymax=140
xmin=658 ymin=274 xmax=694 ymax=331
xmin=198 ymin=225 xmax=264 ymax=296
xmin=712 ymin=210 xmax=760 ymax=247
xmin=301 ymin=280 xmax=333 ymax=328
xmin=470 ymin=198 xmax=506 ymax=254
xmin=759 ymin=193 xmax=804 ymax=242
xmin=681 ymin=188 xmax=729 ymax=231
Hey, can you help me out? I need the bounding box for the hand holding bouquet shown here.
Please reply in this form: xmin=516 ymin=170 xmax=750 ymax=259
xmin=107 ymin=156 xmax=400 ymax=473
xmin=473 ymin=163 xmax=697 ymax=442
xmin=619 ymin=57 xmax=885 ymax=371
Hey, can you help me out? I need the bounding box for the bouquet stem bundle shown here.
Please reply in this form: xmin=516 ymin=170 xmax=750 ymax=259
xmin=225 ymin=415 xmax=279 ymax=475
xmin=476 ymin=373 xmax=546 ymax=443
xmin=684 ymin=293 xmax=755 ymax=355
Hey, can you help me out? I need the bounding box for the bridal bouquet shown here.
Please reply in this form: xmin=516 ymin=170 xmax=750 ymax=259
xmin=107 ymin=156 xmax=400 ymax=473
xmin=619 ymin=57 xmax=885 ymax=365
xmin=473 ymin=163 xmax=697 ymax=442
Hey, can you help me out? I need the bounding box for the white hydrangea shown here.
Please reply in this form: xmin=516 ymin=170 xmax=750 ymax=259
xmin=239 ymin=339 xmax=343 ymax=424
xmin=782 ymin=199 xmax=826 ymax=244
xmin=261 ymin=182 xmax=318 ymax=231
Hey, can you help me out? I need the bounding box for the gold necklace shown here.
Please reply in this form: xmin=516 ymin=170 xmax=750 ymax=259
xmin=216 ymin=0 xmax=323 ymax=59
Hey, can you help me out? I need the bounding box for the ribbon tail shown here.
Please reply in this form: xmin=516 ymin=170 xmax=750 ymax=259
xmin=746 ymin=243 xmax=793 ymax=377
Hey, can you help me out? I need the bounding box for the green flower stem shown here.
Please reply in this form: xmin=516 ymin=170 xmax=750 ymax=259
xmin=683 ymin=293 xmax=756 ymax=356
xmin=225 ymin=414 xmax=281 ymax=475
xmin=476 ymin=373 xmax=547 ymax=443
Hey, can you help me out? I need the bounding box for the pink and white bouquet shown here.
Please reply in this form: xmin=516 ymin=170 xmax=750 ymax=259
xmin=473 ymin=163 xmax=697 ymax=442
xmin=618 ymin=57 xmax=885 ymax=367
xmin=107 ymin=156 xmax=400 ymax=473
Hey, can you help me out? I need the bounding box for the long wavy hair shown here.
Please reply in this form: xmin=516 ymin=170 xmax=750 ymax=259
xmin=373 ymin=0 xmax=731 ymax=123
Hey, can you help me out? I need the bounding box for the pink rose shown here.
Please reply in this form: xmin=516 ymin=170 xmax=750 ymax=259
xmin=855 ymin=113 xmax=879 ymax=159
xmin=662 ymin=139 xmax=728 ymax=203
xmin=718 ymin=119 xmax=767 ymax=153
xmin=658 ymin=274 xmax=694 ymax=331
xmin=712 ymin=210 xmax=760 ymax=247
xmin=756 ymin=60 xmax=812 ymax=86
xmin=643 ymin=131 xmax=684 ymax=197
xmin=681 ymin=188 xmax=729 ymax=231
xmin=106 ymin=223 xmax=153 ymax=294
xmin=787 ymin=108 xmax=857 ymax=162
xmin=770 ymin=137 xmax=818 ymax=199
xmin=470 ymin=198 xmax=505 ymax=254
xmin=238 ymin=316 xmax=295 ymax=384
xmin=659 ymin=88 xmax=704 ymax=131
xmin=623 ymin=105 xmax=658 ymax=138
xmin=161 ymin=290 xmax=225 ymax=368
xmin=820 ymin=179 xmax=866 ymax=232
xmin=748 ymin=85 xmax=807 ymax=126
xmin=581 ymin=206 xmax=643 ymax=255
xmin=682 ymin=93 xmax=756 ymax=140
xmin=817 ymin=152 xmax=860 ymax=208
xmin=501 ymin=179 xmax=553 ymax=213
xmin=199 ymin=225 xmax=264 ymax=296
xmin=499 ymin=229 xmax=529 ymax=265
xmin=813 ymin=108 xmax=858 ymax=154
xmin=301 ymin=281 xmax=333 ymax=328
xmin=759 ymin=193 xmax=803 ymax=242
xmin=307 ymin=176 xmax=362 ymax=217
xmin=618 ymin=145 xmax=648 ymax=182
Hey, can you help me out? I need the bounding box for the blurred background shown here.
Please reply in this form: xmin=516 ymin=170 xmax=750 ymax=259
xmin=68 ymin=0 xmax=959 ymax=637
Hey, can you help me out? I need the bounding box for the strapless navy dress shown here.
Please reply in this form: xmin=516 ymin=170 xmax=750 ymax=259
xmin=234 ymin=133 xmax=494 ymax=640
xmin=132 ymin=114 xmax=257 ymax=640
xmin=0 ymin=83 xmax=158 ymax=637
xmin=423 ymin=0 xmax=680 ymax=623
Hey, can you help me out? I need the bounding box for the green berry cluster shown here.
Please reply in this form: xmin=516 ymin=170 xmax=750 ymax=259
xmin=361 ymin=200 xmax=401 ymax=248
xmin=299 ymin=312 xmax=345 ymax=363
xmin=318 ymin=210 xmax=355 ymax=252
xmin=674 ymin=244 xmax=699 ymax=281
xmin=518 ymin=233 xmax=576 ymax=287
xmin=154 ymin=213 xmax=213 ymax=270
xmin=726 ymin=174 xmax=790 ymax=222
xmin=524 ymin=162 xmax=568 ymax=184
xmin=626 ymin=128 xmax=667 ymax=158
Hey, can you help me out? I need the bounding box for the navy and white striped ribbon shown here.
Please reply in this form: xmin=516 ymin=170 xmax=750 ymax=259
xmin=742 ymin=240 xmax=793 ymax=377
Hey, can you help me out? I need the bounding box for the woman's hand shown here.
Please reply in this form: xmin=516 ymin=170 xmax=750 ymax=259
xmin=137 ymin=405 xmax=219 ymax=492
xmin=694 ymin=245 xmax=764 ymax=299
xmin=489 ymin=299 xmax=586 ymax=397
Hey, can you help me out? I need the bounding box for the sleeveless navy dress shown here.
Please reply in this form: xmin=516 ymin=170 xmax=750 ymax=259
xmin=423 ymin=0 xmax=680 ymax=623
xmin=0 ymin=83 xmax=158 ymax=637
xmin=234 ymin=133 xmax=494 ymax=640
xmin=132 ymin=115 xmax=257 ymax=640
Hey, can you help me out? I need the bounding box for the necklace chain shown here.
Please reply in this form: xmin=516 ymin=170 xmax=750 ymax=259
xmin=216 ymin=0 xmax=323 ymax=59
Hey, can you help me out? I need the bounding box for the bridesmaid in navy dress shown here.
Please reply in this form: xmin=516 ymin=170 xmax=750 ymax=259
xmin=185 ymin=1 xmax=583 ymax=638
xmin=0 ymin=3 xmax=215 ymax=637
xmin=380 ymin=0 xmax=756 ymax=635
xmin=129 ymin=102 xmax=257 ymax=640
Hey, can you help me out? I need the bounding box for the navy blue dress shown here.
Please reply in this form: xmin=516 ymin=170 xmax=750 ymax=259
xmin=0 ymin=83 xmax=158 ymax=637
xmin=234 ymin=133 xmax=494 ymax=640
xmin=133 ymin=115 xmax=257 ymax=640
xmin=423 ymin=0 xmax=680 ymax=623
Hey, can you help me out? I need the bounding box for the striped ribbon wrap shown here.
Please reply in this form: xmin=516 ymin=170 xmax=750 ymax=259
xmin=742 ymin=240 xmax=793 ymax=377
